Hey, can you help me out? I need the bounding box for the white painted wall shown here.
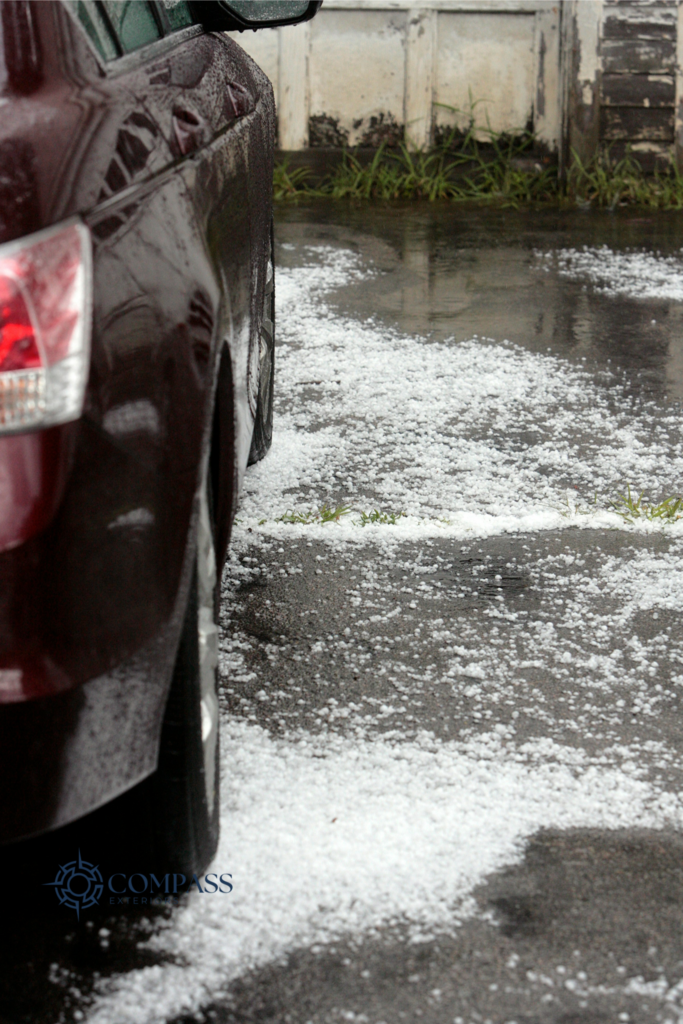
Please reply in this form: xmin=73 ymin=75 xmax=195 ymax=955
xmin=434 ymin=12 xmax=536 ymax=136
xmin=311 ymin=9 xmax=407 ymax=145
xmin=230 ymin=0 xmax=562 ymax=151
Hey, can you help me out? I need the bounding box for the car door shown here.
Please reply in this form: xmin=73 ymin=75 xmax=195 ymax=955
xmin=41 ymin=1 xmax=267 ymax=695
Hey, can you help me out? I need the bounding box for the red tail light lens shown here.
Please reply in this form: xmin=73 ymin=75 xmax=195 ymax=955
xmin=0 ymin=279 xmax=41 ymax=371
xmin=0 ymin=221 xmax=91 ymax=433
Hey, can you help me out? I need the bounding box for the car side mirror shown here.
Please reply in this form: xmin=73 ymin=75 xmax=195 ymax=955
xmin=189 ymin=1 xmax=322 ymax=31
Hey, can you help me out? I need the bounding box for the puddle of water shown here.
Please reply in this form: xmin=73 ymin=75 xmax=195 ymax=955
xmin=276 ymin=202 xmax=683 ymax=402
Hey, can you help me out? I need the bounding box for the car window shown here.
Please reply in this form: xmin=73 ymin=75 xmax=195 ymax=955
xmin=100 ymin=1 xmax=162 ymax=53
xmin=159 ymin=0 xmax=194 ymax=31
xmin=63 ymin=1 xmax=118 ymax=60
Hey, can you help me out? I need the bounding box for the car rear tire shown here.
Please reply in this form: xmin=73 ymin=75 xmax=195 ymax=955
xmin=146 ymin=465 xmax=220 ymax=877
xmin=248 ymin=228 xmax=274 ymax=464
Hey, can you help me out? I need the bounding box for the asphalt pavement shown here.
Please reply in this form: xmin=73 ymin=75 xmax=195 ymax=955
xmin=4 ymin=203 xmax=683 ymax=1024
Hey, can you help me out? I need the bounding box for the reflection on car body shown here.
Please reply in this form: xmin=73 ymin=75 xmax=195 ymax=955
xmin=0 ymin=0 xmax=320 ymax=876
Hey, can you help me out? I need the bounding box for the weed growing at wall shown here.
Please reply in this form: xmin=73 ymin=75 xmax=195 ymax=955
xmin=567 ymin=149 xmax=683 ymax=210
xmin=275 ymin=117 xmax=683 ymax=209
xmin=275 ymin=130 xmax=557 ymax=207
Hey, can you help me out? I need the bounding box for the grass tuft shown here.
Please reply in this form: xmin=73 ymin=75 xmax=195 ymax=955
xmin=263 ymin=506 xmax=406 ymax=526
xmin=274 ymin=105 xmax=683 ymax=209
xmin=567 ymin=148 xmax=683 ymax=210
xmin=555 ymin=485 xmax=683 ymax=525
xmin=609 ymin=486 xmax=683 ymax=525
xmin=278 ymin=132 xmax=556 ymax=207
xmin=257 ymin=489 xmax=683 ymax=531
xmin=273 ymin=159 xmax=315 ymax=201
xmin=276 ymin=504 xmax=352 ymax=524
xmin=358 ymin=509 xmax=406 ymax=526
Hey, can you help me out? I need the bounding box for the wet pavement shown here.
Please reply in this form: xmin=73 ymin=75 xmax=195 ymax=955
xmin=275 ymin=203 xmax=683 ymax=402
xmin=4 ymin=203 xmax=683 ymax=1024
xmin=214 ymin=829 xmax=683 ymax=1024
xmin=210 ymin=204 xmax=683 ymax=1024
xmin=223 ymin=529 xmax=683 ymax=756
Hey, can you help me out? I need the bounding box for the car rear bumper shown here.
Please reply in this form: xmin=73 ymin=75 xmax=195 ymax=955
xmin=0 ymin=624 xmax=176 ymax=844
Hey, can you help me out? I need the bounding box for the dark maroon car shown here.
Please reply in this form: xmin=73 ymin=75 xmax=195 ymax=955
xmin=0 ymin=0 xmax=319 ymax=876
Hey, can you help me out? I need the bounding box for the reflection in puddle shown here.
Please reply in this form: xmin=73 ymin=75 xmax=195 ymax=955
xmin=276 ymin=203 xmax=683 ymax=402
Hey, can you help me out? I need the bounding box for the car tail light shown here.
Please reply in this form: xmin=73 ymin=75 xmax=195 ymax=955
xmin=0 ymin=220 xmax=91 ymax=434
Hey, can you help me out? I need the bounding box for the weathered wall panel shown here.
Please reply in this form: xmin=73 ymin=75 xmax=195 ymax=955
xmin=602 ymin=7 xmax=676 ymax=38
xmin=601 ymin=36 xmax=676 ymax=72
xmin=601 ymin=105 xmax=674 ymax=138
xmin=565 ymin=0 xmax=603 ymax=166
xmin=309 ymin=9 xmax=407 ymax=147
xmin=602 ymin=72 xmax=675 ymax=105
xmin=279 ymin=23 xmax=310 ymax=150
xmin=434 ymin=13 xmax=536 ymax=136
xmin=597 ymin=1 xmax=676 ymax=168
xmin=534 ymin=7 xmax=562 ymax=150
xmin=607 ymin=139 xmax=672 ymax=169
xmin=405 ymin=9 xmax=436 ymax=149
xmin=230 ymin=0 xmax=683 ymax=169
xmin=230 ymin=2 xmax=562 ymax=154
xmin=676 ymin=0 xmax=683 ymax=168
